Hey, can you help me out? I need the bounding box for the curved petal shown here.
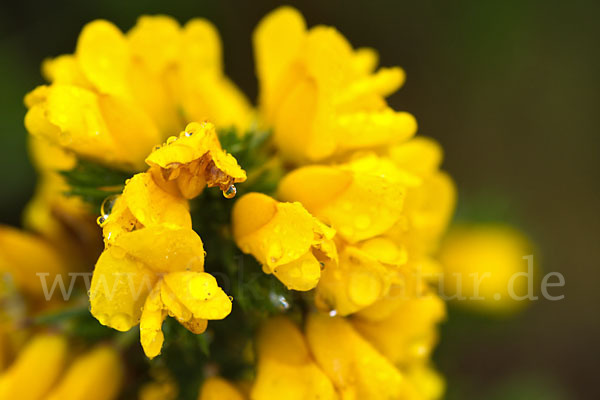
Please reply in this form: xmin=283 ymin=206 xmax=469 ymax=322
xmin=90 ymin=246 xmax=157 ymax=331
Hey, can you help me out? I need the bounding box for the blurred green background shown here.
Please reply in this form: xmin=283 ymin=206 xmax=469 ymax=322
xmin=1 ymin=0 xmax=598 ymax=398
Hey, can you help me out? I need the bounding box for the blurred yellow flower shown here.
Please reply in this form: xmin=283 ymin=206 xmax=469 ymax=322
xmin=254 ymin=6 xmax=416 ymax=163
xmin=0 ymin=334 xmax=68 ymax=399
xmin=199 ymin=377 xmax=245 ymax=400
xmin=45 ymin=344 xmax=124 ymax=400
xmin=438 ymin=224 xmax=535 ymax=315
xmin=0 ymin=225 xmax=66 ymax=301
xmin=0 ymin=334 xmax=123 ymax=400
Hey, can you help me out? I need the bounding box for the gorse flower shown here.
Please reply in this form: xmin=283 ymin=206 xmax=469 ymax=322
xmin=438 ymin=224 xmax=535 ymax=314
xmin=0 ymin=334 xmax=123 ymax=400
xmin=25 ymin=16 xmax=251 ymax=170
xmin=11 ymin=5 xmax=466 ymax=400
xmin=254 ymin=6 xmax=417 ymax=163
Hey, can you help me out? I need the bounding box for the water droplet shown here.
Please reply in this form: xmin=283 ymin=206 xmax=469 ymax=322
xmin=96 ymin=216 xmax=106 ymax=226
xmin=184 ymin=130 xmax=193 ymax=137
xmin=228 ymin=296 xmax=234 ymax=302
xmin=100 ymin=194 xmax=119 ymax=221
xmin=328 ymin=309 xmax=338 ymax=317
xmin=166 ymin=136 xmax=178 ymax=144
xmin=223 ymin=185 xmax=237 ymax=199
xmin=269 ymin=292 xmax=290 ymax=310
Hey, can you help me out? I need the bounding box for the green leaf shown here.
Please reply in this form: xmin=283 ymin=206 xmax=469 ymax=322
xmin=59 ymin=159 xmax=134 ymax=210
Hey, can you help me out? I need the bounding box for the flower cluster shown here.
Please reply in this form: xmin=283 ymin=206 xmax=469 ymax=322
xmin=1 ymin=5 xmax=462 ymax=400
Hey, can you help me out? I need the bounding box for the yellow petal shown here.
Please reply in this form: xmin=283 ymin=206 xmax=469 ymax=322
xmin=386 ymin=136 xmax=443 ymax=178
xmin=176 ymin=20 xmax=253 ymax=132
xmin=45 ymin=345 xmax=124 ymax=400
xmin=102 ymin=172 xmax=190 ymax=244
xmin=127 ymin=15 xmax=181 ymax=74
xmin=76 ymin=20 xmax=130 ymax=98
xmin=0 ymin=334 xmax=67 ymax=400
xmin=332 ymin=109 xmax=417 ymax=152
xmin=0 ymin=225 xmax=66 ymax=299
xmin=96 ymin=94 xmax=161 ymax=168
xmin=90 ymin=245 xmax=157 ymax=331
xmin=315 ymin=245 xmax=393 ymax=316
xmin=140 ymin=284 xmax=167 ymax=359
xmin=253 ymin=6 xmax=306 ymax=117
xmin=305 ymin=313 xmax=407 ymax=399
xmin=405 ymin=364 xmax=446 ymax=400
xmin=278 ymin=159 xmax=407 ymax=243
xmin=252 ymin=316 xmax=338 ymax=400
xmin=111 ymin=225 xmax=205 ymax=273
xmin=352 ymin=292 xmax=446 ymax=365
xmin=42 ymin=54 xmax=91 ymax=87
xmin=163 ymin=271 xmax=232 ymax=320
xmin=198 ymin=377 xmax=245 ymax=400
xmin=232 ymin=193 xmax=336 ymax=290
xmin=24 ymin=84 xmax=117 ymax=163
xmin=181 ymin=19 xmax=222 ymax=75
xmin=146 ymin=122 xmax=246 ymax=198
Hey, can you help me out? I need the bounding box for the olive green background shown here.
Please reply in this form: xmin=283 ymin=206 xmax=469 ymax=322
xmin=1 ymin=1 xmax=598 ymax=398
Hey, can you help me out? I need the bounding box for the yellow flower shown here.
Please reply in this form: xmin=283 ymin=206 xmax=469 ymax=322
xmin=232 ymin=192 xmax=337 ymax=291
xmin=25 ymin=16 xmax=252 ymax=170
xmin=199 ymin=377 xmax=245 ymax=400
xmin=0 ymin=334 xmax=68 ymax=399
xmin=138 ymin=380 xmax=178 ymax=400
xmin=253 ymin=6 xmax=416 ymax=163
xmin=252 ymin=316 xmax=337 ymax=400
xmin=89 ymin=225 xmax=232 ymax=358
xmin=0 ymin=335 xmax=123 ymax=400
xmin=0 ymin=225 xmax=66 ymax=300
xmin=352 ymin=287 xmax=446 ymax=366
xmin=305 ymin=313 xmax=408 ymax=399
xmin=276 ymin=155 xmax=416 ymax=314
xmin=45 ymin=345 xmax=124 ymax=400
xmin=145 ymin=122 xmax=247 ymax=199
xmin=100 ymin=172 xmax=191 ymax=244
xmin=438 ymin=224 xmax=535 ymax=314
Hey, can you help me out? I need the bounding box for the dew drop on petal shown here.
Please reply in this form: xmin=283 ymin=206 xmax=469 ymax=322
xmin=223 ymin=185 xmax=237 ymax=199
xmin=99 ymin=194 xmax=119 ymax=226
